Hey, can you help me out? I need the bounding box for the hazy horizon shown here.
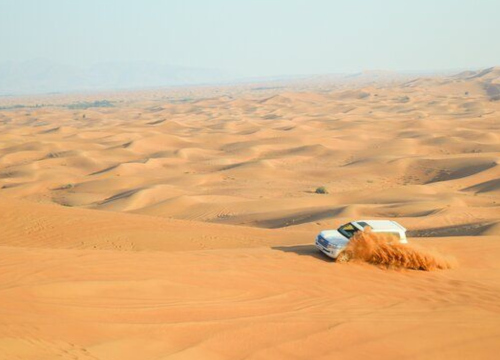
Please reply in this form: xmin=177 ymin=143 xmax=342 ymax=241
xmin=1 ymin=0 xmax=500 ymax=94
xmin=2 ymin=0 xmax=500 ymax=74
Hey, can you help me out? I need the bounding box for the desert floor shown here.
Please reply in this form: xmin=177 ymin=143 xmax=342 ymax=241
xmin=1 ymin=68 xmax=500 ymax=359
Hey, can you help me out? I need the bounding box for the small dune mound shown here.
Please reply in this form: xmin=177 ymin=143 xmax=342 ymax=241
xmin=464 ymin=178 xmax=500 ymax=194
xmin=175 ymin=147 xmax=217 ymax=160
xmin=481 ymin=222 xmax=500 ymax=236
xmin=343 ymin=228 xmax=455 ymax=271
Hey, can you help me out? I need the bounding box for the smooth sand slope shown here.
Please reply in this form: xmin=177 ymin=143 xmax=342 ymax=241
xmin=1 ymin=67 xmax=500 ymax=359
xmin=1 ymin=200 xmax=500 ymax=360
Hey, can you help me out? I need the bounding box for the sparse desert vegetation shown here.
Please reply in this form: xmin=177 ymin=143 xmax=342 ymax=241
xmin=315 ymin=186 xmax=329 ymax=194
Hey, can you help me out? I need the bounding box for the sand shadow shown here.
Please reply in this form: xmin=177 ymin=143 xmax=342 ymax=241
xmin=272 ymin=244 xmax=334 ymax=262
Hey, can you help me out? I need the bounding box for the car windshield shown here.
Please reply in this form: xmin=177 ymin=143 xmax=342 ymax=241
xmin=338 ymin=223 xmax=360 ymax=239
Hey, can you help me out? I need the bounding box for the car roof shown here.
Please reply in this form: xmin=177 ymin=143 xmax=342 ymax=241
xmin=353 ymin=220 xmax=406 ymax=232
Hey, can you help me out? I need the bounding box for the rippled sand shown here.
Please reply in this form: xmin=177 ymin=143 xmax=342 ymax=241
xmin=1 ymin=67 xmax=500 ymax=359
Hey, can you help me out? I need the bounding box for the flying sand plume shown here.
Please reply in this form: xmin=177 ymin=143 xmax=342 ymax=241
xmin=343 ymin=228 xmax=456 ymax=271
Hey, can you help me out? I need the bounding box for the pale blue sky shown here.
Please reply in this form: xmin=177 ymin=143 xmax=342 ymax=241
xmin=1 ymin=0 xmax=499 ymax=77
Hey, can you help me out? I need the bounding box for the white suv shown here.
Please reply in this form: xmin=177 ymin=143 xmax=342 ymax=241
xmin=315 ymin=220 xmax=407 ymax=261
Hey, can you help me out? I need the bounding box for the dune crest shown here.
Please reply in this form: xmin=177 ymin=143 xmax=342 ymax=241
xmin=1 ymin=69 xmax=500 ymax=359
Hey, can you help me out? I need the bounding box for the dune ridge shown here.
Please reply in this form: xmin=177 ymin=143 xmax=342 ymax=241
xmin=1 ymin=69 xmax=500 ymax=359
xmin=1 ymin=69 xmax=500 ymax=235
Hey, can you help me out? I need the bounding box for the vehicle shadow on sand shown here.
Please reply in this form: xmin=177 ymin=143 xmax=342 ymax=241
xmin=272 ymin=244 xmax=334 ymax=262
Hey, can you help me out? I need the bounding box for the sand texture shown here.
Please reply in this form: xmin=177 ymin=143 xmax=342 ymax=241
xmin=1 ymin=67 xmax=500 ymax=359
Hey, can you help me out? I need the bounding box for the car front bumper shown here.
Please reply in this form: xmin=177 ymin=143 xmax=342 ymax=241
xmin=315 ymin=239 xmax=343 ymax=259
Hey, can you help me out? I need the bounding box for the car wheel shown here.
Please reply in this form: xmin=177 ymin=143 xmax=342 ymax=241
xmin=336 ymin=250 xmax=352 ymax=263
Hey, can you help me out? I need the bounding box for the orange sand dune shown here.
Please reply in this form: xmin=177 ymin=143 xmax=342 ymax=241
xmin=0 ymin=199 xmax=308 ymax=251
xmin=1 ymin=68 xmax=500 ymax=359
xmin=1 ymin=228 xmax=500 ymax=360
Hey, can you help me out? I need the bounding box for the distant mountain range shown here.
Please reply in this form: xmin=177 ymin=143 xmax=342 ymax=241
xmin=1 ymin=59 xmax=498 ymax=97
xmin=0 ymin=59 xmax=231 ymax=95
